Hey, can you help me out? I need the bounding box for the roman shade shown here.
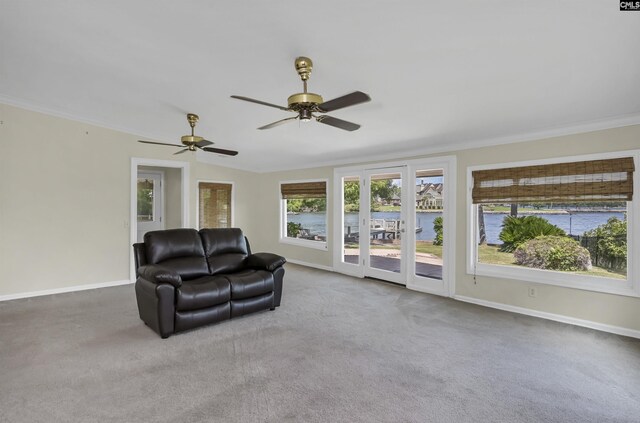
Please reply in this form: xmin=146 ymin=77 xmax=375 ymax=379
xmin=472 ymin=157 xmax=635 ymax=204
xmin=281 ymin=181 xmax=326 ymax=199
xmin=199 ymin=182 xmax=232 ymax=228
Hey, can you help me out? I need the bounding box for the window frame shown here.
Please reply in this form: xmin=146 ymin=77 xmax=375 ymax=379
xmin=196 ymin=180 xmax=234 ymax=230
xmin=279 ymin=178 xmax=329 ymax=251
xmin=466 ymin=150 xmax=639 ymax=298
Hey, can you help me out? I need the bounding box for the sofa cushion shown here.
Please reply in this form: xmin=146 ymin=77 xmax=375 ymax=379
xmin=227 ymin=270 xmax=274 ymax=300
xmin=144 ymin=229 xmax=209 ymax=280
xmin=231 ymin=292 xmax=274 ymax=317
xmin=176 ymin=276 xmax=231 ymax=311
xmin=199 ymin=228 xmax=249 ymax=275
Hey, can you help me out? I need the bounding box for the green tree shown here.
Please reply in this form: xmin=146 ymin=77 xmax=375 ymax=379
xmin=287 ymin=222 xmax=303 ymax=238
xmin=137 ymin=181 xmax=153 ymax=218
xmin=433 ymin=216 xmax=443 ymax=246
xmin=344 ymin=181 xmax=360 ymax=211
xmin=370 ymin=179 xmax=395 ymax=211
xmin=286 ymin=198 xmax=326 ymax=213
xmin=583 ymin=217 xmax=627 ymax=270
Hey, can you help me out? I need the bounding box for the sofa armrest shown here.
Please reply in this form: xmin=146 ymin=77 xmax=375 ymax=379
xmin=246 ymin=253 xmax=286 ymax=272
xmin=138 ymin=264 xmax=182 ymax=288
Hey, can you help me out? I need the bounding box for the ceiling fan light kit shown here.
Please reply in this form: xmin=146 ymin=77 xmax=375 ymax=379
xmin=232 ymin=56 xmax=371 ymax=131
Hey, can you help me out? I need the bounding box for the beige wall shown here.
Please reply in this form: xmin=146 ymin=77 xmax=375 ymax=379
xmin=2 ymin=102 xmax=639 ymax=333
xmin=250 ymin=167 xmax=334 ymax=266
xmin=0 ymin=104 xmax=257 ymax=296
xmin=249 ymin=125 xmax=640 ymax=332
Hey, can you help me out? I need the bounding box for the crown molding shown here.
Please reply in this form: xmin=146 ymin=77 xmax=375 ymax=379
xmin=253 ymin=112 xmax=640 ymax=173
xmin=3 ymin=95 xmax=639 ymax=175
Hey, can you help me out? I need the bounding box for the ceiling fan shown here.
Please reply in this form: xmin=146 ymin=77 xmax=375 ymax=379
xmin=231 ymin=57 xmax=371 ymax=131
xmin=138 ymin=114 xmax=238 ymax=156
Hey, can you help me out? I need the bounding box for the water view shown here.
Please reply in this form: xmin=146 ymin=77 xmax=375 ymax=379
xmin=287 ymin=211 xmax=626 ymax=244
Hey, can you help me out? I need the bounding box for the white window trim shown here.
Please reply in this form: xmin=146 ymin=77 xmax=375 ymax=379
xmin=466 ymin=149 xmax=639 ymax=298
xmin=279 ymin=178 xmax=329 ymax=251
xmin=195 ymin=180 xmax=235 ymax=230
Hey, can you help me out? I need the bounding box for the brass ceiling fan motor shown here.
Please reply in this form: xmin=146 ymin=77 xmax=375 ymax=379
xmin=231 ymin=56 xmax=371 ymax=131
xmin=138 ymin=113 xmax=238 ymax=156
xmin=180 ymin=113 xmax=204 ymax=150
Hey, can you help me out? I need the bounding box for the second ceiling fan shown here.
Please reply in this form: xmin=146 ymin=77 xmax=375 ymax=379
xmin=231 ymin=57 xmax=371 ymax=131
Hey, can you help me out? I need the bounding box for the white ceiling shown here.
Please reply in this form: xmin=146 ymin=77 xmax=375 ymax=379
xmin=2 ymin=1 xmax=639 ymax=172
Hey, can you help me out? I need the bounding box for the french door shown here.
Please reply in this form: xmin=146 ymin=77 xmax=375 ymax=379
xmin=363 ymin=167 xmax=408 ymax=283
xmin=334 ymin=158 xmax=455 ymax=297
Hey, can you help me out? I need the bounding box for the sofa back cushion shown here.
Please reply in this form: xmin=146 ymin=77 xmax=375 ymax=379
xmin=144 ymin=229 xmax=209 ymax=280
xmin=199 ymin=228 xmax=249 ymax=275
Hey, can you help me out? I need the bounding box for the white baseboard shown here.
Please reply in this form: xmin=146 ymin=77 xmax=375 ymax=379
xmin=454 ymin=295 xmax=640 ymax=339
xmin=285 ymin=259 xmax=334 ymax=272
xmin=0 ymin=279 xmax=133 ymax=302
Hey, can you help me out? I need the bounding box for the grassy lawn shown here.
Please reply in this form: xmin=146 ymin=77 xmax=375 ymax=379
xmin=478 ymin=245 xmax=626 ymax=279
xmin=351 ymin=242 xmax=625 ymax=280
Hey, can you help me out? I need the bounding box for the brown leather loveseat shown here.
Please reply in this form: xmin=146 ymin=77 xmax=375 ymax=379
xmin=133 ymin=228 xmax=285 ymax=338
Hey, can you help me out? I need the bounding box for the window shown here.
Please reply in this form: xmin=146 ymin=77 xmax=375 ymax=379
xmin=280 ymin=180 xmax=328 ymax=250
xmin=468 ymin=153 xmax=638 ymax=296
xmin=198 ymin=182 xmax=233 ymax=229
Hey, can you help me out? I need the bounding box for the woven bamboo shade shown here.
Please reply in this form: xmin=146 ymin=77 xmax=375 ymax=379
xmin=281 ymin=181 xmax=326 ymax=199
xmin=472 ymin=157 xmax=634 ymax=204
xmin=199 ymin=182 xmax=232 ymax=228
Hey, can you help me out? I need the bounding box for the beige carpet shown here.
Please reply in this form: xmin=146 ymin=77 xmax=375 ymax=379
xmin=0 ymin=264 xmax=639 ymax=422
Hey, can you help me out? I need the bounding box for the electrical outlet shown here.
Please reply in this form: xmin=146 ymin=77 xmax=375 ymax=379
xmin=528 ymin=287 xmax=537 ymax=298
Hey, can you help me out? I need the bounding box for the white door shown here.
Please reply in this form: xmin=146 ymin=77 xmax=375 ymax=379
xmin=137 ymin=172 xmax=164 ymax=242
xmin=406 ymin=163 xmax=451 ymax=295
xmin=362 ymin=167 xmax=408 ymax=284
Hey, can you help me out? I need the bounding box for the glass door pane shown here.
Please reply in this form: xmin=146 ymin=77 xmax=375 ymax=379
xmin=366 ymin=169 xmax=405 ymax=282
xmin=414 ymin=169 xmax=444 ymax=280
xmin=342 ymin=176 xmax=361 ymax=266
xmin=136 ymin=172 xmax=163 ymax=242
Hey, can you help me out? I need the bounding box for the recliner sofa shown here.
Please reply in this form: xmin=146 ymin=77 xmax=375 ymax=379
xmin=133 ymin=228 xmax=285 ymax=338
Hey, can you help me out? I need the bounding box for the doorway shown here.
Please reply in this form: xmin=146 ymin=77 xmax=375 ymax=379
xmin=130 ymin=158 xmax=190 ymax=282
xmin=333 ymin=157 xmax=456 ymax=297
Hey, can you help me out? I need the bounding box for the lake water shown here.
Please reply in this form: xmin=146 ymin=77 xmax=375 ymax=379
xmin=288 ymin=211 xmax=626 ymax=244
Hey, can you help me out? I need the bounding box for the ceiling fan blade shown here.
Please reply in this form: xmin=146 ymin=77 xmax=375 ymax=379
xmin=173 ymin=148 xmax=189 ymax=155
xmin=202 ymin=147 xmax=239 ymax=156
xmin=258 ymin=116 xmax=298 ymax=130
xmin=138 ymin=140 xmax=184 ymax=148
xmin=195 ymin=139 xmax=213 ymax=147
xmin=318 ymin=91 xmax=371 ymax=112
xmin=230 ymin=95 xmax=290 ymax=111
xmin=316 ymin=115 xmax=361 ymax=131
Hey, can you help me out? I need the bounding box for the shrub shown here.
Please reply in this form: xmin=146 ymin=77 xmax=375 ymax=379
xmin=432 ymin=216 xmax=443 ymax=246
xmin=498 ymin=215 xmax=565 ymax=252
xmin=287 ymin=222 xmax=302 ymax=238
xmin=514 ymin=236 xmax=592 ymax=271
xmin=582 ymin=217 xmax=627 ymax=270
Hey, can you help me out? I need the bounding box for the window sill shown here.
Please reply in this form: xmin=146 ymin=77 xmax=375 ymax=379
xmin=471 ymin=263 xmax=638 ymax=298
xmin=279 ymin=237 xmax=328 ymax=251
